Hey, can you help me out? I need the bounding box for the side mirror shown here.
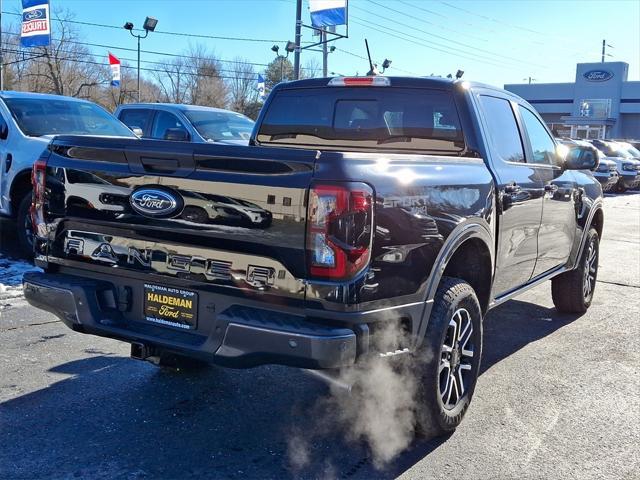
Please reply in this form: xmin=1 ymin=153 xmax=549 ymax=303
xmin=564 ymin=146 xmax=599 ymax=171
xmin=130 ymin=126 xmax=144 ymax=137
xmin=0 ymin=122 xmax=8 ymax=140
xmin=164 ymin=128 xmax=190 ymax=142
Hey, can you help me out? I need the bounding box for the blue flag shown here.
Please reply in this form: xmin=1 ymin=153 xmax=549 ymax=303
xmin=257 ymin=74 xmax=266 ymax=99
xmin=21 ymin=0 xmax=51 ymax=48
xmin=309 ymin=0 xmax=347 ymax=28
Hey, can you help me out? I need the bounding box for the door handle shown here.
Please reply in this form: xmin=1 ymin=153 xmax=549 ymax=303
xmin=504 ymin=182 xmax=521 ymax=194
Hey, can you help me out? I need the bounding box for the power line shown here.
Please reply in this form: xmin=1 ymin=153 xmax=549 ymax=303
xmin=1 ymin=30 xmax=317 ymax=72
xmin=1 ymin=10 xmax=293 ymax=44
xmin=349 ymin=15 xmax=513 ymax=70
xmin=1 ymin=47 xmax=258 ymax=82
xmin=359 ymin=1 xmax=546 ymax=68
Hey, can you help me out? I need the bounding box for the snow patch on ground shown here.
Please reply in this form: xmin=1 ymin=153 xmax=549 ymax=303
xmin=0 ymin=255 xmax=40 ymax=305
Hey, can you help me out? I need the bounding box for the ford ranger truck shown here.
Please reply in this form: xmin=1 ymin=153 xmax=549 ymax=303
xmin=23 ymin=76 xmax=604 ymax=436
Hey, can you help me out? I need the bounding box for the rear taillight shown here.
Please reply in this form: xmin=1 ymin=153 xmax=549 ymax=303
xmin=306 ymin=183 xmax=374 ymax=280
xmin=31 ymin=158 xmax=47 ymax=237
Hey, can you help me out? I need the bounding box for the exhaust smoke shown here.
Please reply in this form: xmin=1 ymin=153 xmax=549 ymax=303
xmin=288 ymin=321 xmax=431 ymax=472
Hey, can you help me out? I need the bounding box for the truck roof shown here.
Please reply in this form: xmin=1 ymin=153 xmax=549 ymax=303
xmin=118 ymin=103 xmax=244 ymax=115
xmin=274 ymin=76 xmax=511 ymax=98
xmin=0 ymin=90 xmax=96 ymax=103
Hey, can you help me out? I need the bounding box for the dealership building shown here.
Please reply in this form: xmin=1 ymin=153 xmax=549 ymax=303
xmin=505 ymin=62 xmax=640 ymax=140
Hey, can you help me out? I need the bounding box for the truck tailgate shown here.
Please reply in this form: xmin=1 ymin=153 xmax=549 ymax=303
xmin=38 ymin=136 xmax=317 ymax=308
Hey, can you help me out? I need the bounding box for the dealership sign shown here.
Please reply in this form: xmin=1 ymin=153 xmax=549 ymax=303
xmin=583 ymin=70 xmax=614 ymax=82
xmin=21 ymin=0 xmax=51 ymax=47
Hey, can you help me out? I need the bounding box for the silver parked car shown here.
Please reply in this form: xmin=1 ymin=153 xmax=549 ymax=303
xmin=0 ymin=91 xmax=137 ymax=254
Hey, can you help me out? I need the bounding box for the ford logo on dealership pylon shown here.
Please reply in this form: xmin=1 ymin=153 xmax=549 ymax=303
xmin=130 ymin=187 xmax=183 ymax=218
xmin=583 ymin=70 xmax=614 ymax=82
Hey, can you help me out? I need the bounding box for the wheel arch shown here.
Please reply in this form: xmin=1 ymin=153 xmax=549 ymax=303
xmin=9 ymin=168 xmax=33 ymax=218
xmin=414 ymin=222 xmax=494 ymax=347
xmin=571 ymin=201 xmax=604 ymax=270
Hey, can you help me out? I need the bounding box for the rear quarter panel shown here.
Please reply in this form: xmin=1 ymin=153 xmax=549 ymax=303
xmin=307 ymin=151 xmax=496 ymax=313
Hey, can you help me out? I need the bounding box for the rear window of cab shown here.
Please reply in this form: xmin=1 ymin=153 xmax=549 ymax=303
xmin=257 ymin=87 xmax=466 ymax=155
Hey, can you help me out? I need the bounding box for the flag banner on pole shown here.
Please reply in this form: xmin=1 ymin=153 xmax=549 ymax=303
xmin=309 ymin=0 xmax=347 ymax=28
xmin=109 ymin=53 xmax=121 ymax=87
xmin=257 ymin=74 xmax=266 ymax=99
xmin=21 ymin=0 xmax=51 ymax=48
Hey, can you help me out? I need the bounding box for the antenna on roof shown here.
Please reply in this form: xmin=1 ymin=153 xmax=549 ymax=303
xmin=364 ymin=39 xmax=379 ymax=76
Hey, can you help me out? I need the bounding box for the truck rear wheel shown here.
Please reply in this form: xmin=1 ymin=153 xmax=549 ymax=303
xmin=551 ymin=227 xmax=599 ymax=313
xmin=16 ymin=191 xmax=34 ymax=258
xmin=415 ymin=277 xmax=482 ymax=437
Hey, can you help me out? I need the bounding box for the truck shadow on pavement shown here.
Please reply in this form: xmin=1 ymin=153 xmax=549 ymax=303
xmin=0 ymin=299 xmax=582 ymax=480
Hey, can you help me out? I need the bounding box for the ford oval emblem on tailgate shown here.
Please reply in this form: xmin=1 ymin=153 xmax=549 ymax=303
xmin=130 ymin=187 xmax=183 ymax=218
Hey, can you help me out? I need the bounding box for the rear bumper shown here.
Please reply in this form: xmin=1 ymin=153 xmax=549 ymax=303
xmin=23 ymin=272 xmax=358 ymax=369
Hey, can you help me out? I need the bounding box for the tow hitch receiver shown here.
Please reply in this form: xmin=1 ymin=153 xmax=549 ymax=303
xmin=130 ymin=342 xmax=152 ymax=361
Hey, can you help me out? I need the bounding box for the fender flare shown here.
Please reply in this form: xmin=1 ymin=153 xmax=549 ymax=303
xmin=414 ymin=220 xmax=494 ymax=346
xmin=571 ymin=199 xmax=604 ymax=270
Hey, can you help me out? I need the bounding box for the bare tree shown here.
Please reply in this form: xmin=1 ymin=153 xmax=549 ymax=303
xmin=227 ymin=57 xmax=259 ymax=114
xmin=301 ymin=57 xmax=321 ymax=79
xmin=16 ymin=9 xmax=104 ymax=97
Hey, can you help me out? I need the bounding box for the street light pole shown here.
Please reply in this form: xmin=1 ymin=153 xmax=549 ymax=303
xmin=1 ymin=0 xmax=4 ymax=91
xmin=124 ymin=17 xmax=157 ymax=102
xmin=293 ymin=0 xmax=302 ymax=80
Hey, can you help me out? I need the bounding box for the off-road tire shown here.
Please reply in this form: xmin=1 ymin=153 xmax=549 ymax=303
xmin=552 ymin=227 xmax=599 ymax=313
xmin=415 ymin=276 xmax=483 ymax=437
xmin=16 ymin=191 xmax=34 ymax=258
xmin=615 ymin=180 xmax=627 ymax=193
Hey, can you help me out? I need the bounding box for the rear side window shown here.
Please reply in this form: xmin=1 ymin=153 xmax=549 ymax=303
xmin=119 ymin=109 xmax=152 ymax=135
xmin=258 ymin=87 xmax=465 ymax=155
xmin=479 ymin=95 xmax=525 ymax=163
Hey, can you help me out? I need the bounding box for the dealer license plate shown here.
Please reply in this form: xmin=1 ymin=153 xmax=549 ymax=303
xmin=143 ymin=283 xmax=198 ymax=330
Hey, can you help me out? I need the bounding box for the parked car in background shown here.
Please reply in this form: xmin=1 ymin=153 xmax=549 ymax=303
xmin=0 ymin=91 xmax=137 ymax=254
xmin=115 ymin=104 xmax=255 ymax=145
xmin=613 ymin=139 xmax=640 ymax=150
xmin=558 ymin=139 xmax=618 ymax=192
xmin=590 ymin=139 xmax=640 ymax=192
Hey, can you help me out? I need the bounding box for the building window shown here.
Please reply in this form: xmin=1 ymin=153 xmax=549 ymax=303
xmin=282 ymin=197 xmax=292 ymax=207
xmin=579 ymin=99 xmax=611 ymax=118
xmin=267 ymin=195 xmax=276 ymax=205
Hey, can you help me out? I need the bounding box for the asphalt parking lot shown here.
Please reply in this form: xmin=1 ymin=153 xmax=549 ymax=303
xmin=0 ymin=192 xmax=639 ymax=480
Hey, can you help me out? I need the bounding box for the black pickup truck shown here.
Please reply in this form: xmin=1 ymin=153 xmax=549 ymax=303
xmin=24 ymin=76 xmax=603 ymax=435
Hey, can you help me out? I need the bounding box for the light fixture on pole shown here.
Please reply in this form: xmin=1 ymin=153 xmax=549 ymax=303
xmin=271 ymin=42 xmax=295 ymax=83
xmin=124 ymin=16 xmax=158 ymax=102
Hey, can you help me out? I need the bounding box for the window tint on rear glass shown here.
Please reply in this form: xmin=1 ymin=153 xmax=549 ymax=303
xmin=479 ymin=96 xmax=525 ymax=163
xmin=258 ymin=87 xmax=466 ymax=155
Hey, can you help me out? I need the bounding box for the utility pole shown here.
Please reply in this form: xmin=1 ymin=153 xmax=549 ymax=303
xmin=1 ymin=0 xmax=4 ymax=91
xmin=601 ymin=39 xmax=605 ymax=63
xmin=293 ymin=0 xmax=302 ymax=80
xmin=322 ymin=31 xmax=328 ymax=77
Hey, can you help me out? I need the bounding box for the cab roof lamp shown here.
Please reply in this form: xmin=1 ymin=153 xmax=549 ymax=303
xmin=328 ymin=77 xmax=391 ymax=87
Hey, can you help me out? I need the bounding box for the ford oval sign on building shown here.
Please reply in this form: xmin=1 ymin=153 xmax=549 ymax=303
xmin=583 ymin=69 xmax=614 ymax=82
xmin=130 ymin=187 xmax=183 ymax=218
